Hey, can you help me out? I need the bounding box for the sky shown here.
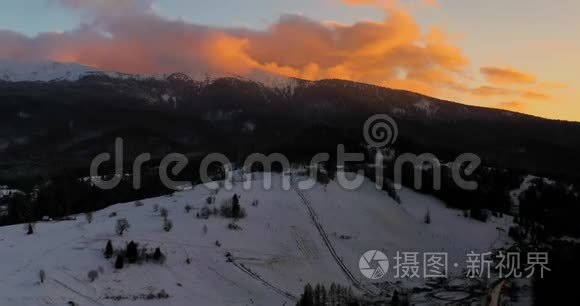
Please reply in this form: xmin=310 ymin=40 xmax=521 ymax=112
xmin=0 ymin=0 xmax=578 ymax=121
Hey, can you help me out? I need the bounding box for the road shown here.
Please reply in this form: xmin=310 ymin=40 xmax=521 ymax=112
xmin=231 ymin=261 xmax=298 ymax=302
xmin=489 ymin=279 xmax=506 ymax=306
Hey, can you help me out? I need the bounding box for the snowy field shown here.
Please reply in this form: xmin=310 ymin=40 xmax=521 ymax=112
xmin=0 ymin=173 xmax=512 ymax=305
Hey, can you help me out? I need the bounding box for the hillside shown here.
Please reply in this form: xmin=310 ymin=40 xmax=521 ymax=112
xmin=0 ymin=173 xmax=513 ymax=305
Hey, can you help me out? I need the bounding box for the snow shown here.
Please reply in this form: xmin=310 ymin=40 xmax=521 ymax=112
xmin=0 ymin=186 xmax=21 ymax=198
xmin=393 ymin=107 xmax=407 ymax=115
xmin=0 ymin=59 xmax=99 ymax=82
xmin=302 ymin=178 xmax=511 ymax=287
xmin=0 ymin=173 xmax=512 ymax=305
xmin=244 ymin=69 xmax=301 ymax=93
xmin=0 ymin=59 xmax=300 ymax=94
xmin=413 ymin=99 xmax=439 ymax=117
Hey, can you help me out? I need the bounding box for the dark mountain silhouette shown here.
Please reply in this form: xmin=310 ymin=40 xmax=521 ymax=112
xmin=0 ymin=73 xmax=579 ymax=186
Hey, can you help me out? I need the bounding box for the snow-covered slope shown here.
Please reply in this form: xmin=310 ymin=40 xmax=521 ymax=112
xmin=0 ymin=173 xmax=512 ymax=305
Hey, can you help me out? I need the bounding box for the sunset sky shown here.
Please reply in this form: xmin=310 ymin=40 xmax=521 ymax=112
xmin=1 ymin=0 xmax=578 ymax=121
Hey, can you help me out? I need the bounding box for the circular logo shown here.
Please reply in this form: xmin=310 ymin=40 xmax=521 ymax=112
xmin=359 ymin=250 xmax=389 ymax=280
xmin=363 ymin=114 xmax=399 ymax=148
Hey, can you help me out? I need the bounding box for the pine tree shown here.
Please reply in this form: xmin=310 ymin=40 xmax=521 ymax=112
xmin=347 ymin=287 xmax=354 ymax=304
xmin=314 ymin=284 xmax=321 ymax=306
xmin=39 ymin=270 xmax=46 ymax=284
xmin=126 ymin=241 xmax=138 ymax=263
xmin=300 ymin=284 xmax=314 ymax=306
xmin=104 ymin=240 xmax=114 ymax=259
xmin=424 ymin=209 xmax=431 ymax=224
xmin=232 ymin=194 xmax=240 ymax=219
xmin=329 ymin=283 xmax=337 ymax=306
xmin=153 ymin=247 xmax=163 ymax=262
xmin=115 ymin=254 xmax=124 ymax=269
xmin=391 ymin=290 xmax=400 ymax=306
xmin=337 ymin=285 xmax=345 ymax=305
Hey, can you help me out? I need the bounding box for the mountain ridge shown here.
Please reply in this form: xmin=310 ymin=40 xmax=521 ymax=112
xmin=1 ymin=59 xmax=573 ymax=123
xmin=1 ymin=59 xmax=579 ymax=184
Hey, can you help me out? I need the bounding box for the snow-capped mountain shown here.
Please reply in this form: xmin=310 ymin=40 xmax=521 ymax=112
xmin=0 ymin=59 xmax=299 ymax=88
xmin=0 ymin=59 xmax=102 ymax=82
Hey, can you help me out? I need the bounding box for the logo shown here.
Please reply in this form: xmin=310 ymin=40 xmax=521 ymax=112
xmin=359 ymin=250 xmax=389 ymax=280
xmin=363 ymin=114 xmax=398 ymax=148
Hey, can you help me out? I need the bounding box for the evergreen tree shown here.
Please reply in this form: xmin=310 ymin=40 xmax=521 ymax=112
xmin=232 ymin=194 xmax=240 ymax=219
xmin=153 ymin=247 xmax=163 ymax=262
xmin=424 ymin=209 xmax=431 ymax=224
xmin=115 ymin=254 xmax=124 ymax=269
xmin=320 ymin=285 xmax=327 ymax=306
xmin=314 ymin=284 xmax=321 ymax=306
xmin=299 ymin=284 xmax=314 ymax=306
xmin=329 ymin=283 xmax=337 ymax=306
xmin=391 ymin=290 xmax=400 ymax=306
xmin=104 ymin=240 xmax=114 ymax=259
xmin=126 ymin=241 xmax=138 ymax=263
xmin=39 ymin=270 xmax=46 ymax=284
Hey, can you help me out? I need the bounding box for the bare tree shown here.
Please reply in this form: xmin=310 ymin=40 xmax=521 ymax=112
xmin=25 ymin=223 xmax=35 ymax=235
xmin=163 ymin=218 xmax=173 ymax=232
xmin=88 ymin=270 xmax=99 ymax=282
xmin=85 ymin=211 xmax=93 ymax=224
xmin=115 ymin=218 xmax=130 ymax=236
xmin=160 ymin=207 xmax=169 ymax=219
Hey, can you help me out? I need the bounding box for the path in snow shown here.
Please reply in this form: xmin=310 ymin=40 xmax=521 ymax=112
xmin=291 ymin=179 xmax=378 ymax=296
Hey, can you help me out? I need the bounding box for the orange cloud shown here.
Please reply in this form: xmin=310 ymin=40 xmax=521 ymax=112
xmin=539 ymin=81 xmax=568 ymax=90
xmin=471 ymin=86 xmax=515 ymax=97
xmin=480 ymin=66 xmax=537 ymax=85
xmin=521 ymin=91 xmax=552 ymax=101
xmin=0 ymin=1 xmax=471 ymax=98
